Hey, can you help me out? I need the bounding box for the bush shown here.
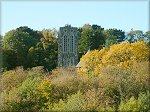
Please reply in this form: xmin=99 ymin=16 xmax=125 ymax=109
xmin=95 ymin=61 xmax=149 ymax=111
xmin=50 ymin=68 xmax=100 ymax=101
xmin=52 ymin=91 xmax=85 ymax=111
xmin=0 ymin=66 xmax=46 ymax=111
xmin=1 ymin=67 xmax=27 ymax=92
xmin=1 ymin=76 xmax=42 ymax=111
xmin=37 ymin=77 xmax=55 ymax=110
xmin=119 ymin=91 xmax=150 ymax=112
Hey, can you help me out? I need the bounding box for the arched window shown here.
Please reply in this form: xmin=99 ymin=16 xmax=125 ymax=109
xmin=63 ymin=36 xmax=67 ymax=52
xmin=70 ymin=36 xmax=74 ymax=52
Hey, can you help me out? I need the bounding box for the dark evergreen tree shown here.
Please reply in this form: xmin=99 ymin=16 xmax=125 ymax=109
xmin=78 ymin=24 xmax=105 ymax=59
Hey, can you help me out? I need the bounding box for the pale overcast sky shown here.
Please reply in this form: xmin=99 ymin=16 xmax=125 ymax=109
xmin=1 ymin=0 xmax=149 ymax=36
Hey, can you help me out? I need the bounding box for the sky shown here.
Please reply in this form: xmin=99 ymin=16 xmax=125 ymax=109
xmin=1 ymin=0 xmax=149 ymax=36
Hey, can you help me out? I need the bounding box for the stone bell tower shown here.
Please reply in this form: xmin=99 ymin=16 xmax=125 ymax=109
xmin=58 ymin=25 xmax=78 ymax=67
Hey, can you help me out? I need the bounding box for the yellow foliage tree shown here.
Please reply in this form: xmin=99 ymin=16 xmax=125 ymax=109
xmin=78 ymin=41 xmax=149 ymax=76
xmin=102 ymin=41 xmax=149 ymax=69
xmin=38 ymin=78 xmax=55 ymax=109
xmin=78 ymin=48 xmax=107 ymax=76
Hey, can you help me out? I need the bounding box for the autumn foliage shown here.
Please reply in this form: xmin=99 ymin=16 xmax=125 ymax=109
xmin=78 ymin=41 xmax=149 ymax=76
xmin=0 ymin=41 xmax=150 ymax=111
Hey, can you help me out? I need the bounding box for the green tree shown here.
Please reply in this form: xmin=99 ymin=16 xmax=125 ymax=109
xmin=2 ymin=49 xmax=18 ymax=69
xmin=144 ymin=31 xmax=150 ymax=45
xmin=125 ymin=30 xmax=143 ymax=42
xmin=2 ymin=29 xmax=37 ymax=69
xmin=28 ymin=44 xmax=44 ymax=68
xmin=41 ymin=30 xmax=58 ymax=71
xmin=78 ymin=24 xmax=105 ymax=59
xmin=16 ymin=26 xmax=41 ymax=41
xmin=0 ymin=35 xmax=2 ymax=46
xmin=28 ymin=29 xmax=58 ymax=71
xmin=104 ymin=36 xmax=118 ymax=50
xmin=0 ymin=35 xmax=3 ymax=70
xmin=103 ymin=29 xmax=125 ymax=49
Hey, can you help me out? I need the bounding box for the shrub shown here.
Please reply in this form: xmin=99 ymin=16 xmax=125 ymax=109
xmin=0 ymin=66 xmax=46 ymax=111
xmin=51 ymin=69 xmax=100 ymax=100
xmin=1 ymin=76 xmax=41 ymax=111
xmin=37 ymin=77 xmax=55 ymax=110
xmin=96 ymin=61 xmax=149 ymax=111
xmin=119 ymin=91 xmax=150 ymax=112
xmin=1 ymin=67 xmax=27 ymax=92
xmin=83 ymin=88 xmax=106 ymax=111
xmin=52 ymin=91 xmax=85 ymax=111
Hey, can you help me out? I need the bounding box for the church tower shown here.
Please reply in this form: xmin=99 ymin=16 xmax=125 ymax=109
xmin=58 ymin=25 xmax=78 ymax=67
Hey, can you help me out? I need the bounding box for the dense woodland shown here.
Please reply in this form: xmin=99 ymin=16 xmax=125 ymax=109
xmin=0 ymin=24 xmax=150 ymax=111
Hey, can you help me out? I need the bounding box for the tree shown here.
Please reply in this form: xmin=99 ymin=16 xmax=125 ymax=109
xmin=144 ymin=31 xmax=150 ymax=45
xmin=0 ymin=35 xmax=2 ymax=46
xmin=78 ymin=48 xmax=107 ymax=76
xmin=125 ymin=30 xmax=143 ymax=42
xmin=28 ymin=44 xmax=44 ymax=67
xmin=78 ymin=41 xmax=149 ymax=76
xmin=103 ymin=29 xmax=125 ymax=49
xmin=102 ymin=41 xmax=149 ymax=67
xmin=2 ymin=29 xmax=37 ymax=69
xmin=91 ymin=24 xmax=105 ymax=49
xmin=2 ymin=27 xmax=58 ymax=71
xmin=41 ymin=30 xmax=58 ymax=71
xmin=104 ymin=35 xmax=118 ymax=50
xmin=2 ymin=49 xmax=18 ymax=69
xmin=16 ymin=26 xmax=41 ymax=41
xmin=28 ymin=30 xmax=58 ymax=71
xmin=0 ymin=35 xmax=3 ymax=70
xmin=78 ymin=24 xmax=105 ymax=59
